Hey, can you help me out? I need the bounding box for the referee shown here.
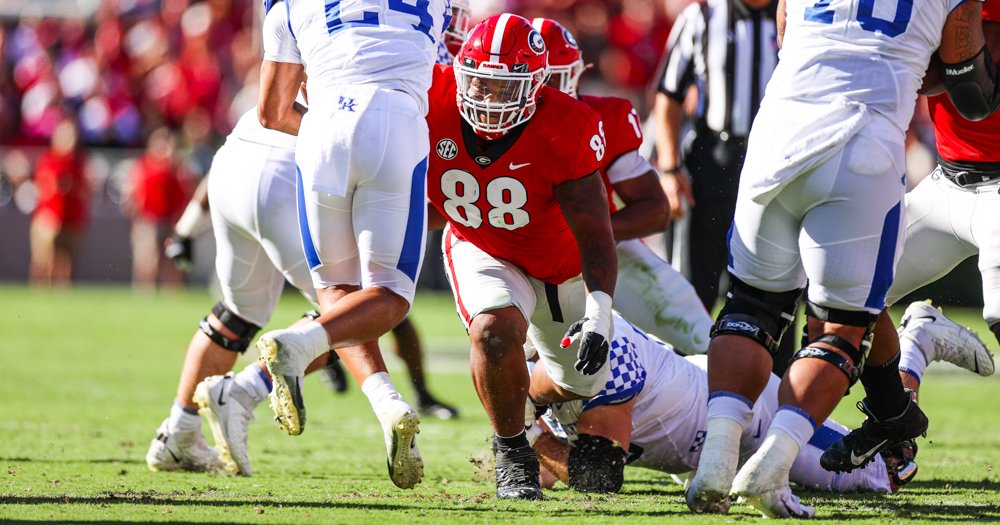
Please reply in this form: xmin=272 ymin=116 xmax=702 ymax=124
xmin=652 ymin=0 xmax=778 ymax=312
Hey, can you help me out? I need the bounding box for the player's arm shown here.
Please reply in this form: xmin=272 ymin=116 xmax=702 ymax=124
xmin=259 ymin=62 xmax=305 ymax=135
xmin=555 ymin=170 xmax=617 ymax=375
xmin=258 ymin=5 xmax=306 ymax=134
xmin=777 ymin=0 xmax=786 ymax=48
xmin=939 ymin=1 xmax=1000 ymax=121
xmin=555 ymin=171 xmax=617 ymax=297
xmin=164 ymin=172 xmax=211 ymax=271
xmin=922 ymin=20 xmax=1000 ymax=97
xmin=609 ymin=157 xmax=670 ymax=241
xmin=426 ymin=202 xmax=447 ymax=231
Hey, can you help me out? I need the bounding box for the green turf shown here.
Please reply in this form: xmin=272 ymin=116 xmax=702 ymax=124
xmin=1 ymin=285 xmax=999 ymax=523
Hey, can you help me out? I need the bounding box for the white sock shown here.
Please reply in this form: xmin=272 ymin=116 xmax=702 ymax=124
xmin=169 ymin=399 xmax=201 ymax=433
xmin=296 ymin=321 xmax=332 ymax=361
xmin=234 ymin=363 xmax=271 ymax=405
xmin=898 ymin=336 xmax=928 ymax=384
xmin=706 ymin=391 xmax=754 ymax=429
xmin=769 ymin=406 xmax=816 ymax=452
xmin=362 ymin=372 xmax=403 ymax=416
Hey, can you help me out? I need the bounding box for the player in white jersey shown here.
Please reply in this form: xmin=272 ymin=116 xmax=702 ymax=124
xmin=146 ymin=106 xmax=328 ymax=477
xmin=687 ymin=0 xmax=1000 ymax=518
xmin=253 ymin=1 xmax=451 ymax=489
xmin=525 ymin=313 xmax=955 ymax=496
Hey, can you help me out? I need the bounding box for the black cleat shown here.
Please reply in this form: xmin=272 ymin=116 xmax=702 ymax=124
xmin=495 ymin=442 xmax=543 ymax=500
xmin=881 ymin=439 xmax=918 ymax=493
xmin=820 ymin=393 xmax=927 ymax=473
xmin=417 ymin=397 xmax=460 ymax=420
xmin=317 ymin=358 xmax=349 ymax=394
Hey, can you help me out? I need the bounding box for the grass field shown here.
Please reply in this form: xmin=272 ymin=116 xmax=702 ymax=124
xmin=2 ymin=285 xmax=1000 ymax=523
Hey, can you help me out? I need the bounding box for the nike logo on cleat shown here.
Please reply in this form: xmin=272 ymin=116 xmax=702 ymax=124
xmin=218 ymin=384 xmax=227 ymax=406
xmin=167 ymin=448 xmax=180 ymax=463
xmin=850 ymin=439 xmax=887 ymax=465
xmin=509 ymin=162 xmax=530 ymax=170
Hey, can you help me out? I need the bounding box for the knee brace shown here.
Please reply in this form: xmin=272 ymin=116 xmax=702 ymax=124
xmin=567 ymin=434 xmax=628 ymax=494
xmin=711 ymin=276 xmax=802 ymax=356
xmin=199 ymin=301 xmax=261 ymax=353
xmin=790 ymin=302 xmax=879 ymax=385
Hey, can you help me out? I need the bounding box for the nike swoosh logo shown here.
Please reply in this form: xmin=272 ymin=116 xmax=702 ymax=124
xmin=913 ymin=316 xmax=937 ymax=322
xmin=974 ymin=353 xmax=980 ymax=374
xmin=850 ymin=439 xmax=887 ymax=465
xmin=217 ymin=384 xmax=227 ymax=406
xmin=167 ymin=448 xmax=180 ymax=463
xmin=752 ymin=420 xmax=762 ymax=438
xmin=509 ymin=162 xmax=530 ymax=170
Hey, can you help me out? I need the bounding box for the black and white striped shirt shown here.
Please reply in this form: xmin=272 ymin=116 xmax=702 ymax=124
xmin=655 ymin=0 xmax=779 ymax=139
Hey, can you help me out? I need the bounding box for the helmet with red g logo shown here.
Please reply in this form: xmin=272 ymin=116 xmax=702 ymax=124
xmin=454 ymin=14 xmax=548 ymax=140
xmin=530 ymin=18 xmax=584 ymax=98
xmin=444 ymin=0 xmax=472 ymax=57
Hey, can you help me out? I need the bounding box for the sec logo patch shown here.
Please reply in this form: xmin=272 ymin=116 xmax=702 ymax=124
xmin=436 ymin=139 xmax=458 ymax=160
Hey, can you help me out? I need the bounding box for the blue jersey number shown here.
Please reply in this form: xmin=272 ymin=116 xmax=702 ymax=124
xmin=325 ymin=0 xmax=437 ymax=40
xmin=805 ymin=0 xmax=912 ymax=37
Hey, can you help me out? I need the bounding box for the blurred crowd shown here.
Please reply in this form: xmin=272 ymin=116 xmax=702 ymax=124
xmin=0 ymin=0 xmax=691 ymax=288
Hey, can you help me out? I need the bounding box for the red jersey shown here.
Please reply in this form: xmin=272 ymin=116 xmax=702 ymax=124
xmin=926 ymin=1 xmax=1000 ymax=163
xmin=128 ymin=154 xmax=187 ymax=222
xmin=33 ymin=149 xmax=89 ymax=230
xmin=580 ymin=95 xmax=645 ymax=212
xmin=427 ymin=65 xmax=604 ymax=284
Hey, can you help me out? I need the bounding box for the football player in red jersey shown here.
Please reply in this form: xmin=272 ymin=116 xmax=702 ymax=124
xmin=532 ymin=18 xmax=714 ymax=358
xmin=425 ymin=14 xmax=618 ymax=499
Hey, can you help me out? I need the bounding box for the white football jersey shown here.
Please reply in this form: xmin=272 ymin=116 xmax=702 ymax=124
xmin=541 ymin=314 xmax=708 ymax=472
xmin=231 ymin=107 xmax=297 ymax=151
xmin=769 ymin=0 xmax=964 ymax=131
xmin=281 ymin=0 xmax=451 ymax=115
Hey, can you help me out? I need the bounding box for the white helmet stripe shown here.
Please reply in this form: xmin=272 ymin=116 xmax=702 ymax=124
xmin=530 ymin=18 xmax=544 ymax=32
xmin=489 ymin=13 xmax=513 ymax=64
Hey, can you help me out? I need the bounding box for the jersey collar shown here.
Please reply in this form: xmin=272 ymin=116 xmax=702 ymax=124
xmin=460 ymin=119 xmax=528 ymax=169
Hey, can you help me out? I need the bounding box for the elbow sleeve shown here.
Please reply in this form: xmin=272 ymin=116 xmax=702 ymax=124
xmin=942 ymin=45 xmax=1000 ymax=121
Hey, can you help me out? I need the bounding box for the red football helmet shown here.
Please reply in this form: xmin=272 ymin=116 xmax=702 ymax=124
xmin=454 ymin=13 xmax=548 ymax=140
xmin=444 ymin=0 xmax=471 ymax=57
xmin=531 ymin=18 xmax=584 ymax=98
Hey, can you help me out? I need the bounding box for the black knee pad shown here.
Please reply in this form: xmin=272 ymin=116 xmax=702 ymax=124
xmin=567 ymin=434 xmax=628 ymax=494
xmin=791 ymin=303 xmax=878 ymax=386
xmin=199 ymin=301 xmax=261 ymax=353
xmin=791 ymin=334 xmax=864 ymax=385
xmin=711 ymin=276 xmax=802 ymax=356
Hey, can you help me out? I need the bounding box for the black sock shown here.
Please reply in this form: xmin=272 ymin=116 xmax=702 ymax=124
xmin=861 ymin=351 xmax=910 ymax=420
xmin=495 ymin=431 xmax=528 ymax=450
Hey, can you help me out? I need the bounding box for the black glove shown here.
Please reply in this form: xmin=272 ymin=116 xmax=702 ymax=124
xmin=561 ymin=319 xmax=610 ymax=376
xmin=164 ymin=234 xmax=193 ymax=272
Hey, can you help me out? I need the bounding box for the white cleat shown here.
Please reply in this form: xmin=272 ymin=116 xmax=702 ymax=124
xmin=257 ymin=329 xmax=314 ymax=435
xmin=898 ymin=300 xmax=994 ymax=377
xmin=146 ymin=419 xmax=223 ymax=473
xmin=736 ymin=486 xmax=816 ymax=519
xmin=685 ymin=420 xmax=742 ymax=514
xmin=731 ymin=434 xmax=813 ymax=519
xmin=193 ymin=373 xmax=258 ymax=477
xmin=378 ymin=400 xmax=424 ymax=489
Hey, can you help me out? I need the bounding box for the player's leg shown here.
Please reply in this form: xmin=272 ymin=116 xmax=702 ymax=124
xmin=614 ymin=238 xmax=713 ymax=355
xmin=686 ymin=183 xmax=804 ymax=514
xmin=442 ymin=227 xmax=542 ymax=499
xmin=390 ymin=317 xmax=459 ymax=419
xmin=194 ymin=145 xmax=329 ymax=476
